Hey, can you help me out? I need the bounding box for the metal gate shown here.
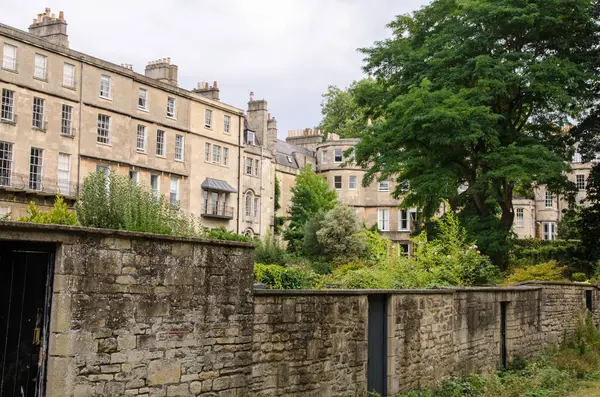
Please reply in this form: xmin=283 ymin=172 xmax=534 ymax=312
xmin=0 ymin=243 xmax=54 ymax=397
xmin=500 ymin=302 xmax=507 ymax=369
xmin=368 ymin=294 xmax=387 ymax=396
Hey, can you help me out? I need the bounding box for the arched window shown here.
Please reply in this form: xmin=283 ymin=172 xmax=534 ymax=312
xmin=245 ymin=192 xmax=253 ymax=217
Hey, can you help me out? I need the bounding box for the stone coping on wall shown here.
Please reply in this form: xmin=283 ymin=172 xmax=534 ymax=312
xmin=0 ymin=221 xmax=257 ymax=248
xmin=254 ymin=285 xmax=544 ymax=295
xmin=518 ymin=280 xmax=600 ymax=288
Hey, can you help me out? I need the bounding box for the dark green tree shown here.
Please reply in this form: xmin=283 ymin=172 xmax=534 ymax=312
xmin=283 ymin=166 xmax=337 ymax=252
xmin=273 ymin=175 xmax=285 ymax=234
xmin=347 ymin=0 xmax=599 ymax=267
xmin=579 ymin=166 xmax=600 ymax=262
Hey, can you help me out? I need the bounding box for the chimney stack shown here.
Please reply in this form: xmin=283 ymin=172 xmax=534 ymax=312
xmin=144 ymin=58 xmax=178 ymax=86
xmin=192 ymin=80 xmax=220 ymax=101
xmin=28 ymin=8 xmax=69 ymax=47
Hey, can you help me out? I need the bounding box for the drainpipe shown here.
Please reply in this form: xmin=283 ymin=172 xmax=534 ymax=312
xmin=236 ymin=114 xmax=243 ymax=233
xmin=76 ymin=58 xmax=84 ymax=196
xmin=259 ymin=145 xmax=264 ymax=236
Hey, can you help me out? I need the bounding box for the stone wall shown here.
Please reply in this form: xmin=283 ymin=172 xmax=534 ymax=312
xmin=251 ymin=294 xmax=368 ymax=397
xmin=0 ymin=223 xmax=598 ymax=397
xmin=0 ymin=223 xmax=255 ymax=397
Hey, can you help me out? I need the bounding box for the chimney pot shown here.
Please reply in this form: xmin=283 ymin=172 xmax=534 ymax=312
xmin=268 ymin=113 xmax=271 ymax=120
xmin=51 ymin=13 xmax=56 ymax=19
xmin=33 ymin=18 xmax=37 ymax=24
xmin=213 ymin=80 xmax=218 ymax=89
xmin=249 ymin=91 xmax=254 ymax=102
xmin=45 ymin=7 xmax=51 ymax=13
xmin=59 ymin=11 xmax=64 ymax=20
xmin=205 ymin=82 xmax=209 ymax=89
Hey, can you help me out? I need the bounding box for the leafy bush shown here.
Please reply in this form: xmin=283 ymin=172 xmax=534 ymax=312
xmin=356 ymin=229 xmax=392 ymax=266
xmin=511 ymin=238 xmax=590 ymax=274
xmin=503 ymin=261 xmax=567 ymax=285
xmin=572 ymin=272 xmax=588 ymax=282
xmin=315 ymin=204 xmax=365 ymax=260
xmin=77 ymin=170 xmax=198 ymax=236
xmin=204 ymin=227 xmax=255 ymax=243
xmin=254 ymin=263 xmax=315 ymax=289
xmin=19 ymin=197 xmax=77 ymax=225
xmin=254 ymin=232 xmax=287 ymax=265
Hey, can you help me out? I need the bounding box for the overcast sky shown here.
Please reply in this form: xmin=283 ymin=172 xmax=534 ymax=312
xmin=3 ymin=0 xmax=430 ymax=138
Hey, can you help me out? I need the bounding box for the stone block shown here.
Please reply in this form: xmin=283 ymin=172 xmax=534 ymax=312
xmin=148 ymin=359 xmax=181 ymax=386
xmin=167 ymin=383 xmax=190 ymax=396
xmin=118 ymin=334 xmax=137 ymax=350
xmin=212 ymin=377 xmax=230 ymax=391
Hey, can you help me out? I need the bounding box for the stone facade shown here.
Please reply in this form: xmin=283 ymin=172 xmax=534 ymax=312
xmin=0 ymin=223 xmax=598 ymax=397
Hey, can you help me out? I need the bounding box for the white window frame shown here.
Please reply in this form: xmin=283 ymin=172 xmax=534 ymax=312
xmin=576 ymin=174 xmax=586 ymax=191
xmin=246 ymin=157 xmax=253 ymax=175
xmin=136 ymin=125 xmax=147 ymax=153
xmin=377 ymin=209 xmax=390 ymax=231
xmin=349 ymin=175 xmax=357 ymax=190
xmin=150 ymin=174 xmax=160 ymax=195
xmin=378 ymin=180 xmax=390 ymax=192
xmin=2 ymin=44 xmax=17 ymax=71
xmin=245 ymin=192 xmax=253 ymax=217
xmin=205 ymin=143 xmax=211 ymax=162
xmin=170 ymin=178 xmax=180 ymax=205
xmin=61 ymin=104 xmax=73 ymax=136
xmin=175 ymin=134 xmax=184 ymax=161
xmin=0 ymin=141 xmax=13 ymax=186
xmin=1 ymin=89 xmax=15 ymax=122
xmin=97 ymin=114 xmax=111 ymax=144
xmin=223 ymin=147 xmax=229 ymax=166
xmin=542 ymin=222 xmax=557 ymax=241
xmin=100 ymin=75 xmax=111 ymax=99
xmin=334 ymin=149 xmax=343 ymax=163
xmin=32 ymin=97 xmax=45 ymax=129
xmin=34 ymin=54 xmax=47 ymax=80
xmin=334 ymin=175 xmax=342 ymax=189
xmin=63 ymin=63 xmax=75 ymax=88
xmin=167 ymin=97 xmax=176 ymax=118
xmin=246 ymin=131 xmax=255 ymax=145
xmin=29 ymin=147 xmax=43 ymax=191
xmin=205 ymin=109 xmax=212 ymax=128
xmin=545 ymin=191 xmax=553 ymax=208
xmin=156 ymin=130 xmax=166 ymax=157
xmin=515 ymin=208 xmax=524 ymax=227
xmin=129 ymin=170 xmax=140 ymax=185
xmin=138 ymin=88 xmax=148 ymax=111
xmin=398 ymin=209 xmax=410 ymax=231
xmin=213 ymin=144 xmax=221 ymax=163
xmin=573 ymin=152 xmax=582 ymax=163
xmin=224 ymin=115 xmax=231 ymax=133
xmin=321 ymin=150 xmax=327 ymax=164
xmin=254 ymin=159 xmax=259 ymax=176
xmin=57 ymin=153 xmax=71 ymax=195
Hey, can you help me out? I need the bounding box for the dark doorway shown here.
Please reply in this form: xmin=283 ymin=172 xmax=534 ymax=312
xmin=368 ymin=295 xmax=387 ymax=396
xmin=500 ymin=302 xmax=507 ymax=369
xmin=586 ymin=290 xmax=593 ymax=313
xmin=0 ymin=242 xmax=54 ymax=397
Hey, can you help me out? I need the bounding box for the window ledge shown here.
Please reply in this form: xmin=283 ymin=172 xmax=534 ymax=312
xmin=175 ymin=159 xmax=184 ymax=163
xmin=62 ymin=84 xmax=76 ymax=91
xmin=32 ymin=126 xmax=47 ymax=132
xmin=33 ymin=76 xmax=48 ymax=82
xmin=97 ymin=141 xmax=112 ymax=147
xmin=1 ymin=67 xmax=18 ymax=74
xmin=60 ymin=133 xmax=75 ymax=139
xmin=156 ymin=155 xmax=167 ymax=159
xmin=0 ymin=119 xmax=17 ymax=125
xmin=166 ymin=115 xmax=177 ymax=121
xmin=99 ymin=95 xmax=113 ymax=101
xmin=136 ymin=150 xmax=147 ymax=155
xmin=137 ymin=107 xmax=149 ymax=113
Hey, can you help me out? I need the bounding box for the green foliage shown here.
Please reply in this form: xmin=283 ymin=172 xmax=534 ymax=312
xmin=0 ymin=212 xmax=11 ymax=221
xmin=204 ymin=227 xmax=255 ymax=243
xmin=504 ymin=261 xmax=567 ymax=285
xmin=273 ymin=175 xmax=284 ymax=235
xmin=254 ymin=232 xmax=287 ymax=266
xmin=558 ymin=207 xmax=583 ymax=241
xmin=335 ymin=211 xmax=500 ymax=289
xmin=510 ymin=238 xmax=592 ymax=274
xmin=19 ymin=197 xmax=77 ymax=225
xmin=284 ymin=166 xmax=337 ymax=252
xmin=355 ymin=229 xmax=392 ymax=266
xmin=580 ymin=165 xmax=600 ymax=263
xmin=253 ymin=263 xmax=315 ymax=289
xmin=303 ymin=204 xmax=365 ymax=261
xmin=349 ymin=0 xmax=599 ymax=268
xmin=572 ymin=273 xmax=588 ymax=282
xmin=77 ymin=170 xmax=199 ymax=236
xmin=396 ymin=314 xmax=600 ymax=397
xmin=318 ymin=80 xmax=379 ymax=138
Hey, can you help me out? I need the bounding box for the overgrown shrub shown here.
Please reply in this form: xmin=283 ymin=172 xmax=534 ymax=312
xmin=254 ymin=263 xmax=315 ymax=289
xmin=19 ymin=197 xmax=77 ymax=225
xmin=503 ymin=260 xmax=567 ymax=285
xmin=77 ymin=170 xmax=198 ymax=236
xmin=254 ymin=232 xmax=287 ymax=265
xmin=204 ymin=227 xmax=255 ymax=242
xmin=511 ymin=238 xmax=589 ymax=273
xmin=572 ymin=272 xmax=588 ymax=282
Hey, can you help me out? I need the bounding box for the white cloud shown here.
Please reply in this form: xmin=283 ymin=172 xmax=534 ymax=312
xmin=2 ymin=0 xmax=430 ymax=137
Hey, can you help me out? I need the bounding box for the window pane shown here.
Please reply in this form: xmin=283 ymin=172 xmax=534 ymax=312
xmin=224 ymin=115 xmax=231 ymax=133
xmin=63 ymin=63 xmax=75 ymax=87
xmin=175 ymin=135 xmax=184 ymax=161
xmin=205 ymin=109 xmax=212 ymax=127
xmin=334 ymin=149 xmax=342 ymax=162
xmin=29 ymin=147 xmax=43 ymax=190
xmin=97 ymin=114 xmax=111 ymax=144
xmin=32 ymin=97 xmax=45 ymax=129
xmin=100 ymin=75 xmax=111 ymax=97
xmin=213 ymin=145 xmax=221 ymax=163
xmin=205 ymin=143 xmax=211 ymax=162
xmin=138 ymin=88 xmax=147 ymax=109
xmin=156 ymin=130 xmax=165 ymax=156
xmin=136 ymin=125 xmax=146 ymax=152
xmin=58 ymin=153 xmax=71 ymax=195
xmin=167 ymin=97 xmax=176 ymax=117
xmin=0 ymin=141 xmax=13 ymax=186
xmin=34 ymin=54 xmax=47 ymax=80
xmin=2 ymin=44 xmax=17 ymax=71
xmin=223 ymin=148 xmax=229 ymax=166
xmin=61 ymin=105 xmax=73 ymax=135
xmin=1 ymin=89 xmax=15 ymax=121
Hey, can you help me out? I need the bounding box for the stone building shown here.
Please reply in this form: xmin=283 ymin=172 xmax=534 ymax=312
xmin=0 ymin=9 xmax=275 ymax=237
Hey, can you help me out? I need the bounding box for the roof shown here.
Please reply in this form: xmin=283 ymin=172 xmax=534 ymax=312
xmin=201 ymin=177 xmax=237 ymax=193
xmin=274 ymin=140 xmax=314 ymax=169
